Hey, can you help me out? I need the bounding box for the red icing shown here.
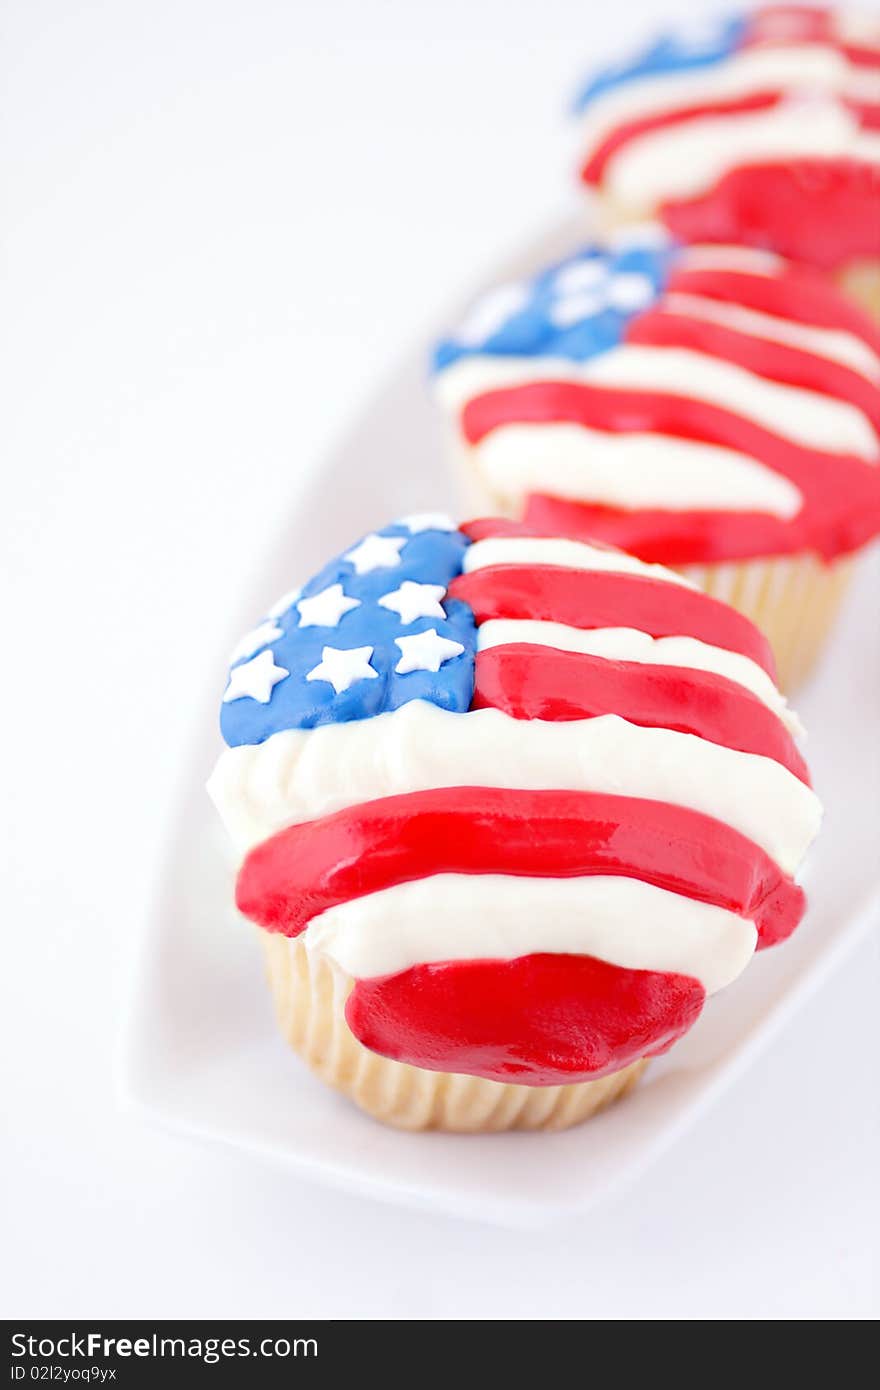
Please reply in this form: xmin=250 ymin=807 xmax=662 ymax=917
xmin=661 ymin=160 xmax=880 ymax=271
xmin=581 ymin=92 xmax=781 ymax=187
xmin=848 ymin=99 xmax=880 ymax=130
xmin=744 ymin=6 xmax=880 ymax=70
xmin=626 ymin=309 xmax=880 ymax=435
xmin=463 ymin=381 xmax=880 ymax=562
xmin=237 ymin=788 xmax=804 ymax=950
xmin=448 ymin=563 xmax=776 ymax=674
xmin=346 ymin=953 xmax=705 ymax=1084
xmin=666 ymin=264 xmax=880 ymax=355
xmin=472 ymin=644 xmax=809 ymax=782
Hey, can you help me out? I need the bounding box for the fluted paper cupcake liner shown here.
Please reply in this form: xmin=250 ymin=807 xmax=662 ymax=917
xmin=261 ymin=931 xmax=647 ymax=1133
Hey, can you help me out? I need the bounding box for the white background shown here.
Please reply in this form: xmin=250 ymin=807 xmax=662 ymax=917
xmin=2 ymin=0 xmax=878 ymax=1319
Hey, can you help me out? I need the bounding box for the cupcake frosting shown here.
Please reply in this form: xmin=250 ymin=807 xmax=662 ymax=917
xmin=434 ymin=231 xmax=880 ymax=563
xmin=574 ymin=5 xmax=880 ymax=269
xmin=209 ymin=516 xmax=820 ymax=1085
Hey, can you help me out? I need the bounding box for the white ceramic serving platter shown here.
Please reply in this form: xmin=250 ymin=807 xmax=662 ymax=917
xmin=121 ymin=226 xmax=880 ymax=1229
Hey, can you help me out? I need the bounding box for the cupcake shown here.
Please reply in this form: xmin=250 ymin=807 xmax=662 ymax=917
xmin=208 ymin=514 xmax=821 ymax=1132
xmin=434 ymin=231 xmax=880 ymax=688
xmin=573 ymin=5 xmax=880 ymax=315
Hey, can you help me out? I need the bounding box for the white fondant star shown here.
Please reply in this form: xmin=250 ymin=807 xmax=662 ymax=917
xmin=553 ymin=259 xmax=606 ymax=297
xmin=296 ymin=582 xmax=361 ymax=629
xmin=223 ymin=648 xmax=289 ymax=704
xmin=306 ymin=645 xmax=378 ymax=694
xmin=267 ymin=587 xmax=301 ymax=619
xmin=394 ymin=628 xmax=464 ymax=675
xmin=344 ymin=533 xmax=407 ymax=575
xmin=378 ymin=581 xmax=447 ymax=625
xmin=399 ymin=512 xmax=456 ymax=534
xmin=230 ymin=620 xmax=283 ymax=663
xmin=549 ymin=290 xmax=606 ymax=327
xmin=605 ymin=272 xmax=655 ymax=311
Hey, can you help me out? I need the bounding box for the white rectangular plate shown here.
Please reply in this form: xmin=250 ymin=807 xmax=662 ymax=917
xmin=120 ymin=228 xmax=880 ymax=1229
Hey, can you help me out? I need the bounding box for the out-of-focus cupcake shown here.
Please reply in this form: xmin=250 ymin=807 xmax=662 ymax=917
xmin=572 ymin=5 xmax=880 ymax=316
xmin=208 ymin=514 xmax=821 ymax=1132
xmin=433 ymin=229 xmax=880 ymax=687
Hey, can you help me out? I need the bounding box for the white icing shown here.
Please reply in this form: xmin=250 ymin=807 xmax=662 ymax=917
xmin=462 ymin=535 xmax=697 ymax=588
xmin=549 ymin=269 xmax=656 ymax=326
xmin=584 ymin=344 xmax=879 ymax=459
xmin=394 ymin=628 xmax=464 ymax=674
xmin=222 ymin=649 xmax=289 ymax=704
xmin=679 ymin=244 xmax=785 ymax=275
xmin=266 ymin=587 xmax=301 ymax=620
xmin=304 ymin=872 xmax=758 ymax=994
xmin=454 ymin=282 xmax=531 ymax=346
xmin=600 ymin=99 xmax=880 ymax=208
xmin=207 ymin=701 xmax=821 ymax=873
xmin=579 ymin=45 xmax=880 ymax=157
xmin=476 ymin=619 xmax=802 ymax=734
xmin=344 ymin=533 xmax=406 ymax=574
xmin=836 ymin=10 xmax=880 ymax=47
xmin=436 ymin=344 xmax=878 ymax=460
xmin=471 ymin=422 xmax=802 ymax=520
xmin=660 ymin=292 xmax=880 ymax=383
xmin=378 ymin=581 xmax=447 ymax=624
xmin=305 ymin=645 xmax=377 ymax=695
xmin=295 ymin=583 xmax=361 ymax=629
xmin=230 ymin=620 xmax=283 ymax=664
xmin=399 ymin=512 xmax=457 ymax=533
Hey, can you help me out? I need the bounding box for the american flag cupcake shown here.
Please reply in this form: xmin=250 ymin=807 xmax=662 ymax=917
xmin=572 ymin=5 xmax=880 ymax=314
xmin=208 ymin=514 xmax=820 ymax=1131
xmin=434 ymin=228 xmax=880 ymax=687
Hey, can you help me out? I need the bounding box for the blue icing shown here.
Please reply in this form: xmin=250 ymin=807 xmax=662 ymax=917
xmin=220 ymin=522 xmax=477 ymax=747
xmin=434 ymin=239 xmax=678 ymax=372
xmin=573 ymin=13 xmax=747 ymax=113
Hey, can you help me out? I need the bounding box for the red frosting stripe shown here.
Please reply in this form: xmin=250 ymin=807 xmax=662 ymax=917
xmin=580 ymin=91 xmax=781 ymax=187
xmin=743 ymin=5 xmax=880 ymax=70
xmin=236 ymin=787 xmax=805 ymax=949
xmin=448 ymin=564 xmax=776 ymax=674
xmin=626 ymin=308 xmax=880 ymax=434
xmin=524 ymin=492 xmax=852 ymax=565
xmin=460 ymin=516 xmax=558 ymax=542
xmin=662 ymin=160 xmax=880 ymax=272
xmin=472 ymin=644 xmax=810 ymax=783
xmin=667 ymin=264 xmax=880 ymax=355
xmin=346 ymin=952 xmax=705 ymax=1083
xmin=463 ymin=381 xmax=880 ymax=561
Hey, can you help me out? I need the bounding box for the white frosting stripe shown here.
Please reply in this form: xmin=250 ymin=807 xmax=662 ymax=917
xmin=580 ymin=345 xmax=879 ymax=460
xmin=470 ymin=422 xmax=803 ymax=519
xmin=462 ymin=535 xmax=696 ymax=587
xmin=659 ymin=292 xmax=880 ymax=383
xmin=476 ymin=619 xmax=801 ymax=734
xmin=678 ymin=245 xmax=786 ymax=276
xmin=304 ymin=872 xmax=758 ymax=994
xmin=579 ymin=45 xmax=875 ymax=154
xmin=207 ymin=701 xmax=821 ymax=874
xmin=439 ymin=344 xmax=878 ymax=460
xmin=600 ymin=100 xmax=880 ymax=208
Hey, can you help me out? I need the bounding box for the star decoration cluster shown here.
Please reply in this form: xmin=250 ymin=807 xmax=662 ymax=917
xmin=433 ymin=235 xmax=675 ymax=371
xmin=220 ymin=517 xmax=478 ymax=747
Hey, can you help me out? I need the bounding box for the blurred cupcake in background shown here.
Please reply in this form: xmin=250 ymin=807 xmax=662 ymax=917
xmin=572 ymin=5 xmax=880 ymax=316
xmin=433 ymin=229 xmax=880 ymax=688
xmin=209 ymin=515 xmax=820 ymax=1132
